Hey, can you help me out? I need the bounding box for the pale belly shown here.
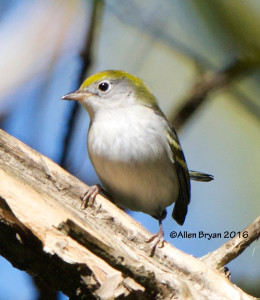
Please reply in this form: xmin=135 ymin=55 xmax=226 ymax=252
xmin=91 ymin=155 xmax=179 ymax=218
xmin=87 ymin=106 xmax=180 ymax=218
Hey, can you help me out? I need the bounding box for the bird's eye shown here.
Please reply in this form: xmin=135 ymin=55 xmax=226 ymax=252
xmin=98 ymin=81 xmax=110 ymax=92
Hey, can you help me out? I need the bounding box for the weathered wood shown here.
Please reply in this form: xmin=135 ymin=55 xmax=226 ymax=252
xmin=201 ymin=216 xmax=260 ymax=271
xmin=0 ymin=129 xmax=257 ymax=299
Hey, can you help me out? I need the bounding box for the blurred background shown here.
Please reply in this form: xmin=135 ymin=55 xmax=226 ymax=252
xmin=0 ymin=0 xmax=259 ymax=299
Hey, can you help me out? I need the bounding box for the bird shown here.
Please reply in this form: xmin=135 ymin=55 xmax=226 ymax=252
xmin=62 ymin=70 xmax=213 ymax=252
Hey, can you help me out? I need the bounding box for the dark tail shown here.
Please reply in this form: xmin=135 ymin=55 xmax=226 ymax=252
xmin=189 ymin=170 xmax=214 ymax=182
xmin=172 ymin=199 xmax=188 ymax=225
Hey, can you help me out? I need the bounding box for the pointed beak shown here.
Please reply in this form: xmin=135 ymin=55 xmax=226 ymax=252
xmin=61 ymin=90 xmax=93 ymax=101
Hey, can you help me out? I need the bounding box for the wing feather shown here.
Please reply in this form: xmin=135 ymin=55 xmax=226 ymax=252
xmin=167 ymin=125 xmax=190 ymax=225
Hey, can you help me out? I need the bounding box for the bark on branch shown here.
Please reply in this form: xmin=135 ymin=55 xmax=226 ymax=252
xmin=0 ymin=129 xmax=257 ymax=299
xmin=201 ymin=216 xmax=260 ymax=271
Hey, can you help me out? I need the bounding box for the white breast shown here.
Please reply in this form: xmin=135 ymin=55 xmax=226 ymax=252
xmin=87 ymin=104 xmax=179 ymax=218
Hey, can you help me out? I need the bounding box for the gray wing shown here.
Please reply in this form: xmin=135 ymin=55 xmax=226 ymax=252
xmin=150 ymin=105 xmax=212 ymax=225
xmin=166 ymin=124 xmax=191 ymax=225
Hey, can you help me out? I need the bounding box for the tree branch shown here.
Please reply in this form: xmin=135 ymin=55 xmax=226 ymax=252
xmin=170 ymin=56 xmax=260 ymax=130
xmin=0 ymin=129 xmax=257 ymax=299
xmin=201 ymin=216 xmax=260 ymax=271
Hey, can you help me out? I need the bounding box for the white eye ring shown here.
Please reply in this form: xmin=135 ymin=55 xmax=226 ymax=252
xmin=98 ymin=81 xmax=110 ymax=92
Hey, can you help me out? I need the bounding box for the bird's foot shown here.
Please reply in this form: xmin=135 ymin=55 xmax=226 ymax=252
xmin=81 ymin=184 xmax=101 ymax=209
xmin=146 ymin=221 xmax=164 ymax=256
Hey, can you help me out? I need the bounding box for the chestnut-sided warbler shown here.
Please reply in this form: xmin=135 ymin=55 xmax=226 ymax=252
xmin=62 ymin=70 xmax=213 ymax=250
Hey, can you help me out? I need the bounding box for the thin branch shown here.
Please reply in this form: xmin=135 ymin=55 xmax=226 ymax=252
xmin=201 ymin=216 xmax=260 ymax=271
xmin=170 ymin=56 xmax=260 ymax=131
xmin=60 ymin=0 xmax=104 ymax=167
xmin=229 ymin=88 xmax=260 ymax=123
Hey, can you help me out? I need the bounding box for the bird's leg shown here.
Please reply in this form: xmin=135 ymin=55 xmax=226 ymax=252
xmin=81 ymin=184 xmax=101 ymax=209
xmin=146 ymin=220 xmax=165 ymax=256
